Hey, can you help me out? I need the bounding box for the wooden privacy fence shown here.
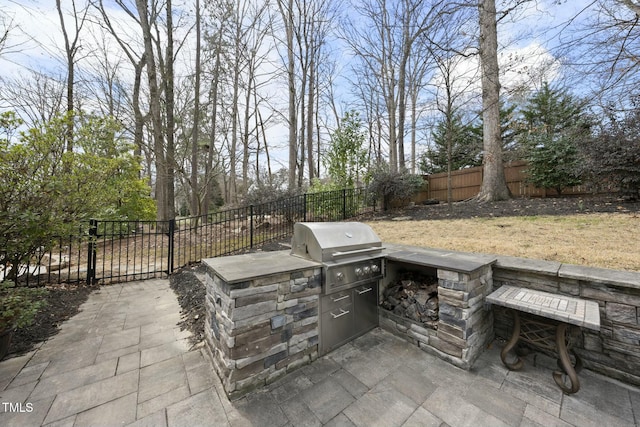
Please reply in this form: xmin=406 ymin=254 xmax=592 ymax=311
xmin=424 ymin=160 xmax=590 ymax=202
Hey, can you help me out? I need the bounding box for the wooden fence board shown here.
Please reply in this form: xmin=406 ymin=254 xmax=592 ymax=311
xmin=420 ymin=161 xmax=593 ymax=202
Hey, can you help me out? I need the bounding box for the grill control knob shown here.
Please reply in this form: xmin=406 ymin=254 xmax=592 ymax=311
xmin=363 ymin=266 xmax=371 ymax=275
xmin=354 ymin=267 xmax=363 ymax=277
xmin=371 ymin=264 xmax=380 ymax=273
xmin=336 ymin=272 xmax=345 ymax=281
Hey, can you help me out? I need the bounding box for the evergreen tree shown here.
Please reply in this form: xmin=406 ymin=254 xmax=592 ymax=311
xmin=420 ymin=115 xmax=482 ymax=175
xmin=519 ymin=83 xmax=589 ymax=194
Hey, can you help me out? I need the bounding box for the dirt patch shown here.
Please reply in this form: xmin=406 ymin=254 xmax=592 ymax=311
xmin=362 ymin=194 xmax=640 ymax=221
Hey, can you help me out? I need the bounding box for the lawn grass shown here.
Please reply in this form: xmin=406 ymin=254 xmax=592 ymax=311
xmin=367 ymin=213 xmax=640 ymax=272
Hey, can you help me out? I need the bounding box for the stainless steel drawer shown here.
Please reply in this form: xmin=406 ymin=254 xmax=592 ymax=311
xmin=321 ymin=291 xmax=352 ymax=314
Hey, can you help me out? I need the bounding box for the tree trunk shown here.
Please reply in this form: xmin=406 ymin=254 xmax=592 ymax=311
xmin=135 ymin=0 xmax=169 ymax=222
xmin=190 ymin=0 xmax=201 ymax=217
xmin=306 ymin=54 xmax=316 ymax=185
xmin=164 ymin=0 xmax=176 ymax=220
xmin=205 ymin=32 xmax=223 ymax=217
xmin=477 ymin=0 xmax=510 ymax=202
xmin=279 ymin=0 xmax=298 ymax=189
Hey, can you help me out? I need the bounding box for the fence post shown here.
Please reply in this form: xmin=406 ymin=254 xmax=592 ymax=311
xmin=342 ymin=189 xmax=347 ymax=220
xmin=167 ymin=219 xmax=175 ymax=275
xmin=250 ymin=205 xmax=254 ymax=248
xmin=303 ymin=193 xmax=307 ymax=222
xmin=87 ymin=219 xmax=98 ymax=285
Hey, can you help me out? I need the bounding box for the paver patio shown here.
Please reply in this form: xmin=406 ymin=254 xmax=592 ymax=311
xmin=0 ymin=279 xmax=638 ymax=426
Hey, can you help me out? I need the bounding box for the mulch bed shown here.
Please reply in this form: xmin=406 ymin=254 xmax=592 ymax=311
xmin=6 ymin=283 xmax=97 ymax=358
xmin=5 ymin=194 xmax=638 ymax=359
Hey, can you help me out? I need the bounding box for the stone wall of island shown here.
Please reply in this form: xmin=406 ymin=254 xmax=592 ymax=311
xmin=203 ymin=253 xmax=321 ymax=399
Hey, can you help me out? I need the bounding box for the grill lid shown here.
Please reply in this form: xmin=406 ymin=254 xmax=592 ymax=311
xmin=290 ymin=222 xmax=382 ymax=262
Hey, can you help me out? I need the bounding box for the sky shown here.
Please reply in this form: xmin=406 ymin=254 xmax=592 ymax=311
xmin=0 ymin=0 xmax=598 ymax=167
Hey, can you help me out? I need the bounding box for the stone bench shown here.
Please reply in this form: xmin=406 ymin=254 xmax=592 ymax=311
xmin=486 ymin=285 xmax=600 ymax=394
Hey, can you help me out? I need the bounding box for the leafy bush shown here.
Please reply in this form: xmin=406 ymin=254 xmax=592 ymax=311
xmin=0 ymin=281 xmax=47 ymax=330
xmin=0 ymin=112 xmax=155 ymax=281
xmin=243 ymin=169 xmax=305 ymax=220
xmin=367 ymin=165 xmax=424 ymax=211
xmin=579 ymin=109 xmax=640 ymax=200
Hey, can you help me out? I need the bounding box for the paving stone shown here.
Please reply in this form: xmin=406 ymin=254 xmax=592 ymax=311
xmin=98 ymin=327 xmax=141 ymax=354
xmin=465 ymin=376 xmax=526 ymax=425
xmin=73 ymin=391 xmax=137 ymax=427
xmin=227 ymin=391 xmax=287 ymax=427
xmin=324 ymin=413 xmax=357 ymax=427
xmin=140 ymin=340 xmax=191 ymax=368
xmin=127 ymin=410 xmax=167 ymax=427
xmin=499 ymin=379 xmax=561 ymax=418
xmin=35 ymin=336 xmax=103 ymax=379
xmin=630 ymin=390 xmax=640 ymax=425
xmin=167 ymin=390 xmax=230 ymax=427
xmin=340 ymin=350 xmax=394 ymax=389
xmin=301 ymin=376 xmax=356 ymax=424
xmin=185 ymin=360 xmax=216 ymax=395
xmin=117 ymin=351 xmax=141 ymax=375
xmin=137 ymin=385 xmax=190 ymax=420
xmin=422 ymin=386 xmax=511 ymax=427
xmin=138 ymin=356 xmax=188 ymax=403
xmin=329 ymin=369 xmax=369 ymax=399
xmin=30 ymin=358 xmax=117 ymax=401
xmin=269 ymin=371 xmax=314 ymax=403
xmin=280 ymin=396 xmax=322 ymax=427
xmin=0 ymin=394 xmax=55 ymax=427
xmin=562 ymin=370 xmax=636 ymax=423
xmin=401 ymin=406 xmax=443 ymax=427
xmin=0 ymin=379 xmax=37 ymax=403
xmin=94 ymin=343 xmax=140 ymax=364
xmin=342 ymin=380 xmax=417 ymax=427
xmin=43 ymin=370 xmax=139 ymax=424
xmin=9 ymin=361 xmax=49 ymax=387
xmin=560 ymin=394 xmax=635 ymax=427
xmin=139 ymin=329 xmax=181 ymax=350
xmin=383 ymin=366 xmax=438 ymax=405
xmin=300 ymin=357 xmax=340 ymax=384
xmin=0 ymin=352 xmax=34 ymax=390
xmin=42 ymin=414 xmax=76 ymax=427
xmin=522 ymin=404 xmax=573 ymax=427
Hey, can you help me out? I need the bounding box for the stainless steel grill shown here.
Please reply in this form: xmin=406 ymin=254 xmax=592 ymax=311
xmin=290 ymin=222 xmax=384 ymax=354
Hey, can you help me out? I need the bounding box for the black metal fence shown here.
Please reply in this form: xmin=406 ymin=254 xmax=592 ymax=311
xmin=1 ymin=188 xmax=375 ymax=286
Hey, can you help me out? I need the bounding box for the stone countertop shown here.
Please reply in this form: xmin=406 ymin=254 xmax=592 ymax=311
xmin=383 ymin=243 xmax=497 ymax=274
xmin=203 ymin=250 xmax=321 ymax=284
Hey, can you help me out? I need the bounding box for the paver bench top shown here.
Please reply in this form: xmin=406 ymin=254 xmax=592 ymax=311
xmin=486 ymin=285 xmax=600 ymax=331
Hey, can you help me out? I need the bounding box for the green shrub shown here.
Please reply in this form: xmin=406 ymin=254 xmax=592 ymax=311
xmin=367 ymin=166 xmax=424 ymax=211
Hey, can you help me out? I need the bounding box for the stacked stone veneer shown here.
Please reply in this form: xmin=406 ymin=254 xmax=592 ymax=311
xmin=492 ymin=258 xmax=640 ymax=386
xmin=204 ymin=266 xmax=321 ymax=399
xmin=380 ymin=264 xmax=494 ymax=370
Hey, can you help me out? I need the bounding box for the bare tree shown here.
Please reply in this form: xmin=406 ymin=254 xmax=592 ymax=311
xmin=134 ymin=0 xmax=174 ymax=222
xmin=344 ymin=0 xmax=449 ymax=173
xmin=56 ymin=0 xmax=90 ymax=152
xmin=0 ymin=71 xmax=66 ymax=126
xmin=93 ymin=0 xmax=148 ymax=157
xmin=190 ymin=0 xmax=202 ymax=216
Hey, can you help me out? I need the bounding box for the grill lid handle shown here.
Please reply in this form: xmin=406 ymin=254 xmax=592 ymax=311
xmin=331 ymin=246 xmax=384 ymax=259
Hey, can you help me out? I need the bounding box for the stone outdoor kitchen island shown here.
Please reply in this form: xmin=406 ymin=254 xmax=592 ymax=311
xmin=203 ymin=251 xmax=322 ymax=399
xmin=203 ymin=225 xmax=634 ymax=400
